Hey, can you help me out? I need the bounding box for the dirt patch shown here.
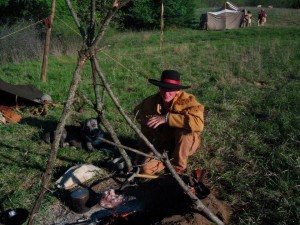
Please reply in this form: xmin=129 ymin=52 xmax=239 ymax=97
xmin=41 ymin=174 xmax=232 ymax=225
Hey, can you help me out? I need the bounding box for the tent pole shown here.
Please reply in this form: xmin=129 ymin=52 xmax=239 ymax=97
xmin=41 ymin=0 xmax=56 ymax=82
xmin=160 ymin=0 xmax=164 ymax=50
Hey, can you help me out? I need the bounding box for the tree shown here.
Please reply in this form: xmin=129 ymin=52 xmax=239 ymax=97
xmin=0 ymin=0 xmax=51 ymax=24
xmin=118 ymin=0 xmax=197 ymax=30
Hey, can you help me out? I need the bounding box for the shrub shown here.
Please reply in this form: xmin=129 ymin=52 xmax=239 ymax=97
xmin=0 ymin=0 xmax=51 ymax=25
xmin=0 ymin=20 xmax=81 ymax=65
xmin=0 ymin=21 xmax=43 ymax=64
xmin=118 ymin=0 xmax=197 ymax=30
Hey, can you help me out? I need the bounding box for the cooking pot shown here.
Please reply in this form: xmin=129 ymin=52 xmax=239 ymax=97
xmin=0 ymin=208 xmax=29 ymax=225
xmin=70 ymin=188 xmax=90 ymax=214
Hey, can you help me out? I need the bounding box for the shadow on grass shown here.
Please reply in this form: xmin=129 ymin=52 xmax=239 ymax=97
xmin=0 ymin=142 xmax=91 ymax=175
xmin=20 ymin=117 xmax=139 ymax=151
xmin=20 ymin=117 xmax=59 ymax=129
xmin=20 ymin=117 xmax=64 ymax=140
xmin=0 ymin=142 xmax=46 ymax=172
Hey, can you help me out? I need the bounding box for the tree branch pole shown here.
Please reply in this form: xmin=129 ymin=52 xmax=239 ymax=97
xmin=80 ymin=90 xmax=140 ymax=165
xmin=28 ymin=1 xmax=97 ymax=224
xmin=66 ymin=0 xmax=133 ymax=171
xmin=92 ymin=57 xmax=225 ymax=225
xmin=41 ymin=0 xmax=56 ymax=82
xmin=79 ymin=86 xmax=224 ymax=224
xmin=67 ymin=0 xmax=134 ymax=172
xmin=91 ymin=59 xmax=134 ymax=172
xmin=27 ymin=56 xmax=87 ymax=225
xmin=92 ymin=62 xmax=134 ymax=172
xmin=91 ymin=61 xmax=103 ymax=111
xmin=98 ymin=137 xmax=158 ymax=159
xmin=92 ymin=57 xmax=159 ymax=155
xmin=164 ymin=157 xmax=224 ymax=225
xmin=77 ymin=92 xmax=162 ymax=160
xmin=160 ymin=0 xmax=164 ymax=50
xmin=88 ymin=0 xmax=96 ymax=44
xmin=92 ymin=2 xmax=225 ymax=223
xmin=93 ymin=0 xmax=131 ymax=47
xmin=99 ymin=112 xmax=134 ymax=171
xmin=65 ymin=0 xmax=86 ymax=39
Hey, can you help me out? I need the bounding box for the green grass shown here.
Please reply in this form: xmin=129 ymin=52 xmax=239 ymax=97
xmin=0 ymin=6 xmax=300 ymax=225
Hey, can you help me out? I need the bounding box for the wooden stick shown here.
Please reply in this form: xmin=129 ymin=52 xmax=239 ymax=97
xmin=27 ymin=54 xmax=87 ymax=225
xmin=41 ymin=0 xmax=56 ymax=82
xmin=27 ymin=1 xmax=132 ymax=224
xmin=91 ymin=57 xmax=224 ymax=225
xmin=160 ymin=0 xmax=164 ymax=50
xmin=135 ymin=173 xmax=159 ymax=179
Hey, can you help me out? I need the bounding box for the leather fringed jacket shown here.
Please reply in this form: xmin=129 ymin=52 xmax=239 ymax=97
xmin=134 ymin=90 xmax=204 ymax=132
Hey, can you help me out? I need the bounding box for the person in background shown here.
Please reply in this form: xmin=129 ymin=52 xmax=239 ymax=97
xmin=134 ymin=70 xmax=204 ymax=175
xmin=258 ymin=9 xmax=267 ymax=26
xmin=241 ymin=9 xmax=252 ymax=28
xmin=245 ymin=10 xmax=252 ymax=27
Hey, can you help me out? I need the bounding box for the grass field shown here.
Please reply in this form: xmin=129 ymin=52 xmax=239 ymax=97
xmin=0 ymin=5 xmax=299 ymax=225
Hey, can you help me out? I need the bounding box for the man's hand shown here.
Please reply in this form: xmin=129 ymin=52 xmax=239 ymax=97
xmin=147 ymin=114 xmax=166 ymax=128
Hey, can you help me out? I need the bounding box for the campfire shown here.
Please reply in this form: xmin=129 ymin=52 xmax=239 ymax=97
xmin=49 ymin=169 xmax=231 ymax=225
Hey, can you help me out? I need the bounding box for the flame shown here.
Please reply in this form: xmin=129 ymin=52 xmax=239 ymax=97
xmin=111 ymin=210 xmax=137 ymax=221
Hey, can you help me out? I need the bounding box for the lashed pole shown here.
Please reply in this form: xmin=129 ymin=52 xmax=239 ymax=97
xmin=160 ymin=0 xmax=164 ymax=50
xmin=27 ymin=1 xmax=130 ymax=224
xmin=41 ymin=0 xmax=56 ymax=82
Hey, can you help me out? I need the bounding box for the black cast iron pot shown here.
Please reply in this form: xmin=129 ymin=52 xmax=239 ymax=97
xmin=0 ymin=208 xmax=29 ymax=225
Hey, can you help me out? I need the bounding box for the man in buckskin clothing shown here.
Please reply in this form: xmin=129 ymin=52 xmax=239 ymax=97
xmin=134 ymin=70 xmax=204 ymax=175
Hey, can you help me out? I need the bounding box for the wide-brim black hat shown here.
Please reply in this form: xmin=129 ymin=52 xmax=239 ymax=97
xmin=148 ymin=70 xmax=191 ymax=90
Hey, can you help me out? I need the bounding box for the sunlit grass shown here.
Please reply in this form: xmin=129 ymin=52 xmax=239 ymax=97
xmin=0 ymin=6 xmax=299 ymax=225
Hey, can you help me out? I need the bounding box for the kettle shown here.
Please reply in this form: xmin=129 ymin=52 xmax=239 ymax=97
xmin=70 ymin=188 xmax=90 ymax=214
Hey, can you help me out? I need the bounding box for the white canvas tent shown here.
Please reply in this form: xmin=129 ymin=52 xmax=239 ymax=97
xmin=205 ymin=1 xmax=243 ymax=30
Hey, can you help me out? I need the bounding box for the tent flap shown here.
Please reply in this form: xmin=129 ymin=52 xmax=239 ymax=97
xmin=0 ymin=79 xmax=43 ymax=105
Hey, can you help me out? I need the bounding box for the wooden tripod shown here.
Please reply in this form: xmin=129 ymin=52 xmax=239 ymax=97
xmin=27 ymin=1 xmax=224 ymax=225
